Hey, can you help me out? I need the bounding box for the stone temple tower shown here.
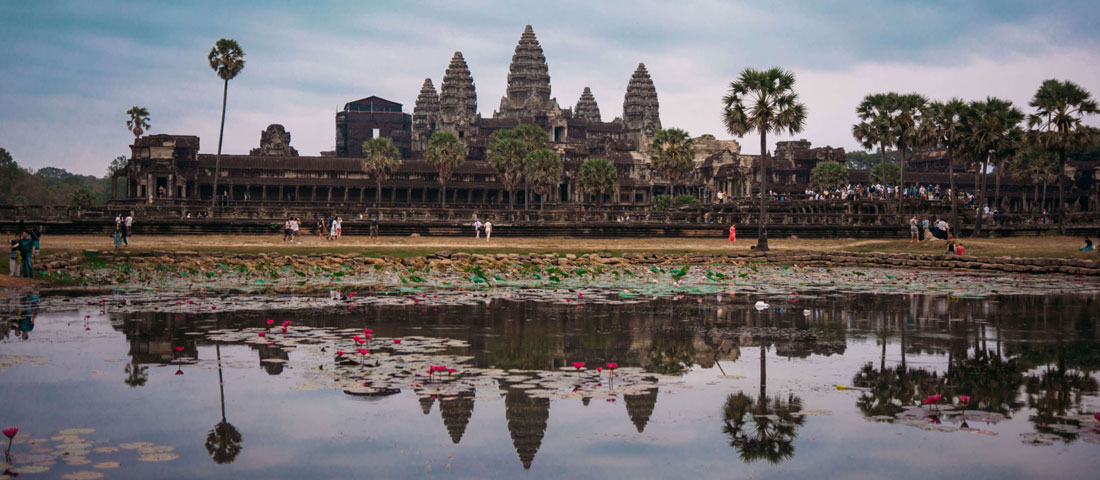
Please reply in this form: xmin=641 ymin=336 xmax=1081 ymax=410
xmin=622 ymin=63 xmax=661 ymax=141
xmin=497 ymin=25 xmax=561 ymax=120
xmin=411 ymin=78 xmax=440 ymax=151
xmin=438 ymin=51 xmax=478 ymax=138
xmin=573 ymin=87 xmax=601 ymax=123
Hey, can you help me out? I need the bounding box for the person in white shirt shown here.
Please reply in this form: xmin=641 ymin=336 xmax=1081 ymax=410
xmin=474 ymin=220 xmax=482 ymax=238
xmin=124 ymin=214 xmax=133 ymax=237
xmin=484 ymin=220 xmax=492 ymax=240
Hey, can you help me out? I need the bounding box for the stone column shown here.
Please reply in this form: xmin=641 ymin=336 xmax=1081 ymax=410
xmin=343 ymin=186 xmax=348 ymax=202
xmin=327 ymin=187 xmax=332 ymax=202
xmin=146 ymin=174 xmax=153 ymax=200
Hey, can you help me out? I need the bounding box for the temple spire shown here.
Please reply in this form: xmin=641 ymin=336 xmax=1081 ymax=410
xmin=623 ymin=62 xmax=661 ymax=135
xmin=412 ymin=78 xmax=441 ymax=151
xmin=574 ymin=87 xmax=601 ymax=122
xmin=439 ymin=51 xmax=477 ymax=122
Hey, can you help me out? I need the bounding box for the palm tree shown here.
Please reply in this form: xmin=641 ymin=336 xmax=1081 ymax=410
xmin=962 ymin=97 xmax=1023 ymax=236
xmin=426 ymin=131 xmax=465 ymax=208
xmin=649 ymin=128 xmax=695 ymax=197
xmin=1028 ymin=79 xmax=1099 ymax=233
xmin=125 ymin=106 xmax=150 ymax=139
xmin=487 ymin=129 xmax=527 ymax=209
xmin=892 ymin=93 xmax=927 ymax=196
xmin=853 ymin=93 xmax=898 ymax=209
xmin=360 ymin=137 xmax=401 ymax=204
xmin=918 ymin=99 xmax=969 ymax=236
xmin=722 ymin=68 xmax=807 ymax=251
xmin=208 ymin=38 xmax=246 ymax=213
xmin=523 ymin=148 xmax=562 ymax=210
xmin=513 ymin=124 xmax=547 ymax=209
xmin=576 ymin=157 xmax=618 ymax=205
xmin=123 ymin=361 xmax=148 ymax=388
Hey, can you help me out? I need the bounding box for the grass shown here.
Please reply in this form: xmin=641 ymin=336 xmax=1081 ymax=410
xmin=29 ymin=234 xmax=1100 ymax=261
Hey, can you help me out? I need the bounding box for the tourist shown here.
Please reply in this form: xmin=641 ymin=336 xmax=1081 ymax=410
xmin=945 ymin=241 xmax=956 ymax=256
xmin=9 ymin=234 xmax=20 ymax=277
xmin=956 ymin=242 xmax=965 ymax=256
xmin=317 ymin=218 xmax=326 ymax=239
xmin=370 ymin=217 xmax=378 ymax=239
xmin=336 ymin=217 xmax=343 ymax=239
xmin=484 ymin=220 xmax=492 ymax=240
xmin=115 ymin=214 xmax=122 ymax=232
xmin=125 ymin=213 xmax=133 ymax=239
xmin=113 ymin=222 xmax=123 ymax=249
xmin=30 ymin=225 xmax=42 ymax=257
xmin=909 ymin=216 xmax=918 ymax=243
xmin=920 ymin=217 xmax=930 ymax=241
xmin=17 ymin=231 xmax=34 ymax=278
xmin=728 ymin=224 xmax=736 ymax=242
xmin=292 ymin=218 xmax=301 ymax=243
xmin=1082 ymin=237 xmax=1094 ymax=252
xmin=283 ymin=219 xmax=293 ymax=242
xmin=474 ymin=219 xmax=482 ymax=238
xmin=329 ymin=217 xmax=340 ymax=241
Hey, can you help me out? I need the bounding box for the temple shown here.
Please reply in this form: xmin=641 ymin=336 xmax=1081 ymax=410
xmin=108 ymin=25 xmax=1099 ymax=216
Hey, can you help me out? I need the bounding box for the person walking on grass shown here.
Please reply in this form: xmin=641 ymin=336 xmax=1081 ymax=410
xmin=909 ymin=216 xmax=918 ymax=243
xmin=124 ymin=213 xmax=133 ymax=240
xmin=474 ymin=219 xmax=482 ymax=239
xmin=9 ymin=234 xmax=20 ymax=276
xmin=484 ymin=220 xmax=492 ymax=241
xmin=370 ymin=217 xmax=379 ymax=240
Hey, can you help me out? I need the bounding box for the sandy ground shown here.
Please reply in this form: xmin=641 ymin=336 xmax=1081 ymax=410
xmin=23 ymin=233 xmax=1100 ymax=260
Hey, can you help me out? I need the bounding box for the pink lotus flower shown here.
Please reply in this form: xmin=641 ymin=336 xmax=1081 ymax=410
xmin=364 ymin=334 xmax=372 ymax=339
xmin=336 ymin=350 xmax=345 ymax=356
xmin=258 ymin=332 xmax=266 ymax=337
xmin=393 ymin=339 xmax=402 ymax=344
xmin=355 ymin=338 xmax=365 ymax=345
xmin=447 ymin=368 xmax=455 ymax=374
xmin=357 ymin=348 xmax=368 ymax=355
xmin=597 ymin=367 xmax=602 ymax=373
xmin=352 ymin=335 xmax=361 ymax=341
xmin=281 ymin=328 xmax=287 ymax=334
xmin=174 ymin=346 xmax=184 ymax=353
xmin=959 ymin=395 xmax=970 ymax=405
xmin=2 ymin=428 xmax=17 ymax=439
xmin=266 ymin=319 xmax=274 ymax=326
xmin=1094 ymin=413 xmax=1100 ymax=421
xmin=364 ymin=329 xmax=372 ymax=334
xmin=606 ymin=362 xmax=618 ymax=371
xmin=211 ymin=306 xmax=217 ymax=310
xmin=175 ymin=369 xmax=184 ymax=375
xmin=572 ymin=362 xmax=585 ymax=371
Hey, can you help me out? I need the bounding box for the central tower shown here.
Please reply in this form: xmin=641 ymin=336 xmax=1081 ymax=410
xmin=496 ymin=25 xmax=562 ymax=122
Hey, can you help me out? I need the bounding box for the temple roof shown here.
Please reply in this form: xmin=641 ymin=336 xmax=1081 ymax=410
xmin=574 ymin=87 xmax=601 ymax=123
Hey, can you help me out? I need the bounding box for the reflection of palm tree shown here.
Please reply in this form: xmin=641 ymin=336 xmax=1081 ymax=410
xmin=1025 ymin=362 xmax=1099 ymax=441
xmin=721 ymin=392 xmax=805 ymax=464
xmin=721 ymin=345 xmax=805 ymax=464
xmin=945 ymin=350 xmax=1025 ymax=415
xmin=124 ymin=361 xmax=148 ymax=388
xmin=852 ymin=363 xmax=944 ymax=418
xmin=205 ymin=343 xmax=243 ymax=464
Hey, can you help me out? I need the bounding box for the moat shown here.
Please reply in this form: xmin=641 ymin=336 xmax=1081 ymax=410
xmin=1 ymin=287 xmax=1099 ymax=478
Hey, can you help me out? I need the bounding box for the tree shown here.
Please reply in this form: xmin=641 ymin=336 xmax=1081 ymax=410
xmin=513 ymin=124 xmax=547 ymax=209
xmin=123 ymin=361 xmax=148 ymax=388
xmin=108 ymin=155 xmax=128 ymax=176
xmin=649 ymin=128 xmax=695 ymax=197
xmin=723 ymin=67 xmax=807 ymax=251
xmin=576 ymin=157 xmax=618 ymax=205
xmin=36 ymin=167 xmax=72 ymax=180
xmin=360 ymin=137 xmax=401 ymax=204
xmin=487 ymin=129 xmax=527 ymax=209
xmin=853 ymin=92 xmax=898 ymax=208
xmin=868 ymin=161 xmax=900 ymax=185
xmin=809 ymin=161 xmax=848 ymax=190
xmin=70 ymin=187 xmax=96 ymax=207
xmin=892 ymin=93 xmax=928 ymax=193
xmin=426 ymin=131 xmax=465 ymax=208
xmin=208 ymin=38 xmax=246 ymax=213
xmin=125 ymin=106 xmax=150 ymax=139
xmin=1010 ymin=144 xmax=1059 ymax=213
xmin=963 ymin=97 xmax=1023 ymax=236
xmin=206 ymin=343 xmax=243 ymax=464
xmin=1028 ymin=79 xmax=1099 ymax=233
xmin=918 ymin=99 xmax=969 ymax=236
xmin=523 ymin=148 xmax=562 ymax=210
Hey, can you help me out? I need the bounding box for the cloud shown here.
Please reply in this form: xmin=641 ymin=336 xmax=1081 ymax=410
xmin=1 ymin=0 xmax=1098 ymax=174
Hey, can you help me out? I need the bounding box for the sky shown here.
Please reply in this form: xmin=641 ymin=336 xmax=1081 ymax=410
xmin=1 ymin=0 xmax=1099 ymax=176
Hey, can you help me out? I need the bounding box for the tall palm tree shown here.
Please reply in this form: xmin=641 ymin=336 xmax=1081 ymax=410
xmin=426 ymin=131 xmax=465 ymax=208
xmin=125 ymin=106 xmax=150 ymax=139
xmin=722 ymin=68 xmax=807 ymax=251
xmin=513 ymin=124 xmax=547 ymax=209
xmin=1028 ymin=79 xmax=1099 ymax=233
xmin=918 ymin=99 xmax=969 ymax=236
xmin=487 ymin=129 xmax=527 ymax=209
xmin=853 ymin=92 xmax=898 ymax=209
xmin=576 ymin=157 xmax=618 ymax=205
xmin=892 ymin=93 xmax=928 ymax=196
xmin=649 ymin=128 xmax=695 ymax=197
xmin=360 ymin=137 xmax=401 ymax=204
xmin=963 ymin=97 xmax=1023 ymax=236
xmin=523 ymin=148 xmax=563 ymax=210
xmin=208 ymin=38 xmax=246 ymax=213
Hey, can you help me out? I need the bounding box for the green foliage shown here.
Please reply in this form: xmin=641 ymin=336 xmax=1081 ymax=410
xmin=845 ymin=150 xmax=898 ymax=170
xmin=125 ymin=106 xmax=150 ymax=138
xmin=653 ymin=194 xmax=671 ymax=211
xmin=0 ymin=149 xmax=112 ymax=206
xmin=487 ymin=130 xmax=527 ymax=201
xmin=576 ymin=157 xmax=618 ymax=203
xmin=809 ymin=161 xmax=849 ymax=189
xmin=650 ymin=128 xmax=695 ymax=192
xmin=70 ymin=187 xmax=96 ymax=207
xmin=426 ymin=131 xmax=466 ymax=207
xmin=869 ymin=162 xmax=900 ymax=185
xmin=673 ymin=194 xmax=699 ymax=206
xmin=208 ymin=39 xmax=245 ymax=81
xmin=513 ymin=124 xmax=547 ymax=152
xmin=361 ymin=137 xmax=401 ymax=203
xmin=523 ymin=148 xmax=562 ymax=209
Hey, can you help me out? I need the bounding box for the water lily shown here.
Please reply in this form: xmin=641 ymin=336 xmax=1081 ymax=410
xmin=174 ymin=346 xmax=184 ymax=353
xmin=959 ymin=395 xmax=970 ymax=405
xmin=4 ymin=426 xmax=16 ymax=462
xmin=335 ymin=350 xmax=345 ymax=356
xmin=258 ymin=332 xmax=266 ymax=337
xmin=175 ymin=368 xmax=184 ymax=375
xmin=266 ymin=319 xmax=274 ymax=326
xmin=572 ymin=362 xmax=585 ymax=371
xmin=393 ymin=339 xmax=402 ymax=344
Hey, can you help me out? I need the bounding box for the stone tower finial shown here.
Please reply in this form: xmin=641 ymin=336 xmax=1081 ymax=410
xmin=250 ymin=124 xmax=298 ymax=156
xmin=504 ymin=24 xmax=551 ymax=108
xmin=440 ymin=51 xmax=477 ymax=122
xmin=623 ymin=62 xmax=661 ymax=135
xmin=412 ymin=78 xmax=441 ymax=151
xmin=574 ymin=87 xmax=601 ymax=122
